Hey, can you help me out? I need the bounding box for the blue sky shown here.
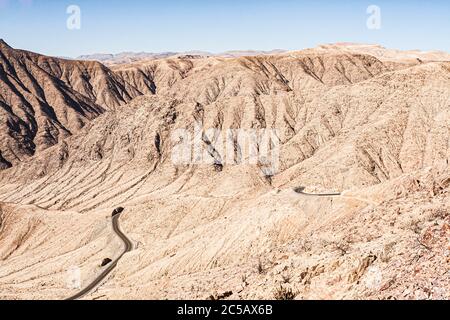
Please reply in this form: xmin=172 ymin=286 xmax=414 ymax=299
xmin=0 ymin=0 xmax=449 ymax=57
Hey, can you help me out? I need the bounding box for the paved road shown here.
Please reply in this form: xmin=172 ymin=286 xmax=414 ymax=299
xmin=65 ymin=188 xmax=338 ymax=300
xmin=293 ymin=187 xmax=341 ymax=197
xmin=66 ymin=212 xmax=133 ymax=300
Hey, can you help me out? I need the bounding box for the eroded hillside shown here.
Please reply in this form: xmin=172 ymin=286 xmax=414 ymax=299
xmin=0 ymin=43 xmax=448 ymax=300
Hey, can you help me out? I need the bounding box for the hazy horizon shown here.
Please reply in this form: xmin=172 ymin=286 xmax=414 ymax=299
xmin=1 ymin=0 xmax=449 ymax=57
xmin=2 ymin=38 xmax=450 ymax=60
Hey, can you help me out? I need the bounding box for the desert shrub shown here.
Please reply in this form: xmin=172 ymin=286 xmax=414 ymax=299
xmin=274 ymin=285 xmax=297 ymax=300
xmin=281 ymin=273 xmax=291 ymax=284
xmin=333 ymin=240 xmax=350 ymax=256
xmin=257 ymin=259 xmax=265 ymax=274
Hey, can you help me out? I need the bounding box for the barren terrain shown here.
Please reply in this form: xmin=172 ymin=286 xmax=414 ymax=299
xmin=0 ymin=41 xmax=448 ymax=300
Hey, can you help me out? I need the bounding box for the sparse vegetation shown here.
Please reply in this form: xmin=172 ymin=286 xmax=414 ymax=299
xmin=431 ymin=208 xmax=448 ymax=220
xmin=257 ymin=259 xmax=265 ymax=274
xmin=333 ymin=240 xmax=350 ymax=256
xmin=409 ymin=219 xmax=423 ymax=234
xmin=274 ymin=285 xmax=297 ymax=300
xmin=380 ymin=242 xmax=396 ymax=263
xmin=281 ymin=273 xmax=291 ymax=284
xmin=298 ymin=238 xmax=313 ymax=253
xmin=209 ymin=291 xmax=233 ymax=301
xmin=241 ymin=274 xmax=249 ymax=286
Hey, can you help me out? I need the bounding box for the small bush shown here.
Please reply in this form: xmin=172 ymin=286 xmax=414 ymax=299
xmin=257 ymin=259 xmax=265 ymax=274
xmin=281 ymin=273 xmax=291 ymax=284
xmin=241 ymin=274 xmax=248 ymax=286
xmin=274 ymin=285 xmax=297 ymax=300
xmin=333 ymin=240 xmax=350 ymax=256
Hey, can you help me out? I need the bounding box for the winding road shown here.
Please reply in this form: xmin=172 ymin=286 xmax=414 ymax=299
xmin=294 ymin=186 xmax=380 ymax=206
xmin=293 ymin=187 xmax=341 ymax=197
xmin=64 ymin=188 xmax=343 ymax=300
xmin=66 ymin=211 xmax=133 ymax=300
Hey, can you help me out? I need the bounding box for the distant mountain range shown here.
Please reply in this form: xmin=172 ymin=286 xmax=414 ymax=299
xmin=77 ymin=49 xmax=288 ymax=65
xmin=76 ymin=44 xmax=450 ymax=66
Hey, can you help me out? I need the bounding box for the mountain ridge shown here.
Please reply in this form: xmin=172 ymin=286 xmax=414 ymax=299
xmin=76 ymin=49 xmax=288 ymax=65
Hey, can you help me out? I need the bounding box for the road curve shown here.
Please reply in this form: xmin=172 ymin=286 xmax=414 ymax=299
xmin=293 ymin=187 xmax=341 ymax=197
xmin=66 ymin=188 xmax=336 ymax=300
xmin=66 ymin=212 xmax=133 ymax=300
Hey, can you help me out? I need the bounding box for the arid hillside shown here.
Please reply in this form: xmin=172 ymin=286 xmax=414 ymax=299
xmin=0 ymin=39 xmax=145 ymax=168
xmin=0 ymin=42 xmax=448 ymax=300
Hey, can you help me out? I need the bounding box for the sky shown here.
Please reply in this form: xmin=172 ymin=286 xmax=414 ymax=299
xmin=0 ymin=0 xmax=449 ymax=57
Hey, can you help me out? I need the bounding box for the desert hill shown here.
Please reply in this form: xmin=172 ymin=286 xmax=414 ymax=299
xmin=0 ymin=42 xmax=448 ymax=300
xmin=0 ymin=39 xmax=145 ymax=168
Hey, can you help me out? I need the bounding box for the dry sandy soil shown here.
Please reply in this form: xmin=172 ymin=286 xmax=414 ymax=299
xmin=0 ymin=41 xmax=448 ymax=300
